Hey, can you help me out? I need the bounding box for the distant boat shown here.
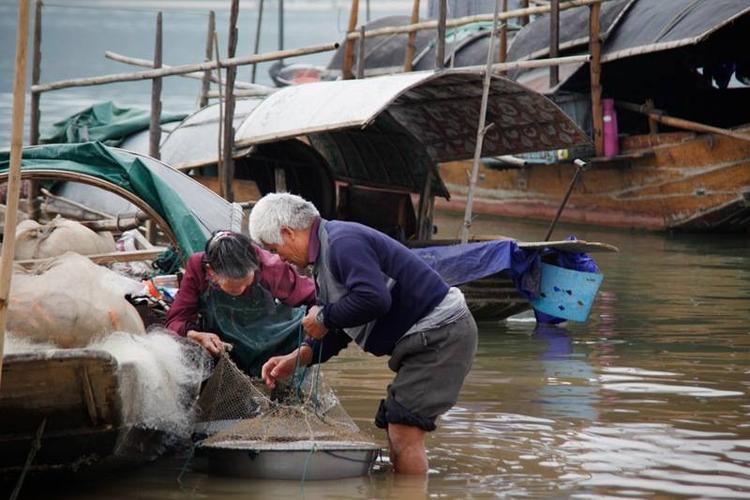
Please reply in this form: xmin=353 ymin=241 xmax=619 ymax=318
xmin=440 ymin=0 xmax=750 ymax=232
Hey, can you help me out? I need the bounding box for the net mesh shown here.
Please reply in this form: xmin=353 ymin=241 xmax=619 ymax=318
xmin=196 ymin=352 xmax=372 ymax=446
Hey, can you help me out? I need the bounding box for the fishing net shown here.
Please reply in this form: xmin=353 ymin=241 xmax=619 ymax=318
xmin=195 ymin=352 xmax=372 ymax=446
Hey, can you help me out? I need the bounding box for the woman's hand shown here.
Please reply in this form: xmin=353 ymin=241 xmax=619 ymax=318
xmin=187 ymin=330 xmax=225 ymax=357
xmin=261 ymin=346 xmax=312 ymax=389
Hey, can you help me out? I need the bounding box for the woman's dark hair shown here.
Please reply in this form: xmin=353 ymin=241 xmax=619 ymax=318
xmin=202 ymin=230 xmax=259 ymax=279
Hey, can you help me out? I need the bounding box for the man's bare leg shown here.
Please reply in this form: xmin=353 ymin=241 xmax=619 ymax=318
xmin=387 ymin=423 xmax=428 ymax=474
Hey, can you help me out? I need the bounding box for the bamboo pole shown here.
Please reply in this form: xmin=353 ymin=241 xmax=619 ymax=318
xmin=549 ymin=0 xmax=559 ymax=86
xmin=149 ymin=12 xmax=162 ymax=160
xmin=356 ymin=25 xmax=366 ymax=79
xmin=436 ymin=0 xmax=447 ymax=69
xmin=199 ymin=11 xmax=215 ymax=108
xmin=214 ymin=32 xmax=225 ymax=199
xmin=403 ymin=0 xmax=420 ymax=72
xmin=344 ymin=0 xmax=599 ymax=42
xmin=1 ymin=0 xmax=32 ymax=389
xmin=28 ymin=0 xmax=43 ymax=221
xmin=499 ymin=0 xmax=508 ymax=64
xmin=342 ymin=0 xmax=360 ymax=80
xmin=589 ymin=1 xmax=603 ymax=156
xmin=616 ymin=100 xmax=750 ymax=143
xmin=366 ymin=0 xmax=370 ymax=22
xmin=251 ymin=0 xmax=264 ymax=83
xmin=645 ymin=98 xmax=659 ymax=135
xmin=105 ymin=51 xmax=266 ymax=92
xmin=461 ymin=0 xmax=501 ymax=244
xmin=32 ymin=42 xmax=340 ymax=94
xmin=29 ymin=0 xmax=42 ymax=145
xmin=278 ymin=0 xmax=284 ymax=53
xmin=520 ymin=0 xmax=530 ymax=25
xmin=222 ymin=0 xmax=239 ymax=203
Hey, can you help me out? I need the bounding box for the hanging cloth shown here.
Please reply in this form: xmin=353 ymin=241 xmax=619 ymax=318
xmin=199 ymin=282 xmax=305 ymax=377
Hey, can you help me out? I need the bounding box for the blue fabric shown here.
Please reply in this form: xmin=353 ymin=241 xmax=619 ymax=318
xmin=412 ymin=237 xmax=601 ymax=324
xmin=411 ymin=239 xmax=541 ymax=298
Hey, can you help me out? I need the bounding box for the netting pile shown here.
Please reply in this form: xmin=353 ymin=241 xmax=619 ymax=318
xmin=196 ymin=353 xmax=372 ymax=446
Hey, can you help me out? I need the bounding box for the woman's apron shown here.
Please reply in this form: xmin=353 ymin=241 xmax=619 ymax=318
xmin=199 ymin=281 xmax=305 ymax=377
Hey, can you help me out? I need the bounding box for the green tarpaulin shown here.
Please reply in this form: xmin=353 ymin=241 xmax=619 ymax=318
xmin=41 ymin=102 xmax=187 ymax=146
xmin=0 ymin=142 xmax=240 ymax=257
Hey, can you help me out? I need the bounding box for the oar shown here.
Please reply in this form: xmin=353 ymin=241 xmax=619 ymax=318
xmin=543 ymin=159 xmax=587 ymax=241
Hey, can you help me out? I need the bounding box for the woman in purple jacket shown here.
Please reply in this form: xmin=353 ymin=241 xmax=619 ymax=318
xmin=166 ymin=230 xmax=315 ymax=376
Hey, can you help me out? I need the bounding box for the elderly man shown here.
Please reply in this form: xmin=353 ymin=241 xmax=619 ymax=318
xmin=248 ymin=193 xmax=478 ymax=475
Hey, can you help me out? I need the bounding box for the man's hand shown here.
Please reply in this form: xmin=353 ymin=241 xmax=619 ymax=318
xmin=261 ymin=346 xmax=313 ymax=389
xmin=302 ymin=305 xmax=328 ymax=340
xmin=186 ymin=330 xmax=225 ymax=357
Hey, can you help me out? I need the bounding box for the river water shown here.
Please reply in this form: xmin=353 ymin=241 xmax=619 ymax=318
xmin=2 ymin=1 xmax=750 ymax=498
xmin=13 ymin=213 xmax=750 ymax=499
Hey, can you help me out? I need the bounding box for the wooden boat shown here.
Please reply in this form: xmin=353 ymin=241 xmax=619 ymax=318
xmin=438 ymin=0 xmax=750 ymax=232
xmin=0 ymin=143 xmax=241 ymax=480
xmin=0 ymin=349 xmax=175 ymax=480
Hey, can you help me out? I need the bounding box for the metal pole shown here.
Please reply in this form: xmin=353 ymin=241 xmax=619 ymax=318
xmin=1 ymin=0 xmax=32 ymax=389
xmin=251 ymin=0 xmax=265 ymax=83
xmin=149 ymin=12 xmax=162 ymax=160
xmin=460 ymin=0 xmax=501 ymax=244
xmin=278 ymin=0 xmax=284 ymax=53
xmin=436 ymin=0 xmax=446 ymax=69
xmin=544 ymin=159 xmax=586 ymax=241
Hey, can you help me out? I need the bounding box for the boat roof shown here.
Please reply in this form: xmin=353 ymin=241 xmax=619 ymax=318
xmin=233 ymin=68 xmax=588 ymax=195
xmin=508 ymin=0 xmax=750 ymax=93
xmin=0 ymin=142 xmax=242 ymax=256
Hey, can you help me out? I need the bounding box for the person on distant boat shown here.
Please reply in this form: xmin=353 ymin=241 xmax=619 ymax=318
xmin=248 ymin=193 xmax=478 ymax=475
xmin=165 ymin=230 xmax=315 ymax=377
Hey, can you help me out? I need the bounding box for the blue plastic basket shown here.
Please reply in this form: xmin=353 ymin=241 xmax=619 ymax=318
xmin=530 ymin=263 xmax=604 ymax=322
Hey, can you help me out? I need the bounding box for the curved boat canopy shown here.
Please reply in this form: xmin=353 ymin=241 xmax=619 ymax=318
xmin=234 ymin=68 xmax=589 ymax=197
xmin=0 ymin=142 xmax=242 ymax=256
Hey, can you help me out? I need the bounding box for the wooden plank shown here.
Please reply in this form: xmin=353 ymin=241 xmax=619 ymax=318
xmin=14 ymin=248 xmax=168 ymax=268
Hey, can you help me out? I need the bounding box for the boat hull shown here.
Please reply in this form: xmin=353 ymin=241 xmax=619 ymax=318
xmin=438 ymin=130 xmax=750 ymax=232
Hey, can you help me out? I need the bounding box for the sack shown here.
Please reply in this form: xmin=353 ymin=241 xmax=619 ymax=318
xmin=7 ymin=253 xmax=145 ymax=347
xmin=14 ymin=217 xmax=115 ymax=260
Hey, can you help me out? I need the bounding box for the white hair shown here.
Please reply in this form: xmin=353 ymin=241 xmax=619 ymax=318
xmin=248 ymin=192 xmax=320 ymax=245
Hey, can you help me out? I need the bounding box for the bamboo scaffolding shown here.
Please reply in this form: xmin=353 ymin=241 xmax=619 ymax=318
xmin=32 ymin=42 xmax=339 ymax=94
xmin=221 ymin=0 xmax=239 ymax=202
xmin=342 ymin=0 xmax=360 ymax=80
xmin=436 ymin=0 xmax=447 ymax=69
xmin=549 ymin=0 xmax=559 ymax=86
xmin=403 ymin=0 xmax=420 ymax=72
xmin=29 ymin=0 xmax=42 ymax=145
xmin=104 ymin=51 xmax=267 ymax=92
xmin=589 ymin=1 xmax=603 ymax=155
xmin=149 ymin=12 xmax=162 ymax=160
xmin=461 ymin=0 xmax=501 ymax=244
xmin=1 ymin=0 xmax=32 ymax=389
xmin=344 ymin=0 xmax=600 ymax=41
xmin=251 ymin=0 xmax=265 ymax=83
xmin=199 ymin=11 xmax=215 ymax=107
